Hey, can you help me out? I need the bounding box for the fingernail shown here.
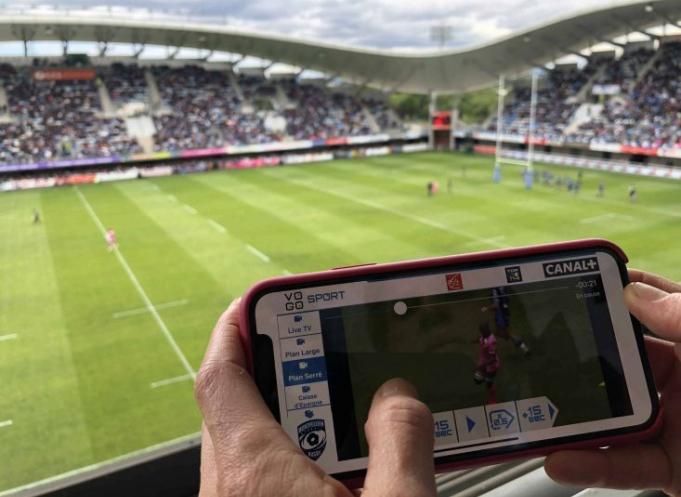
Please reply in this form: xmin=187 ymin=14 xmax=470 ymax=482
xmin=376 ymin=378 xmax=418 ymax=398
xmin=627 ymin=282 xmax=668 ymax=302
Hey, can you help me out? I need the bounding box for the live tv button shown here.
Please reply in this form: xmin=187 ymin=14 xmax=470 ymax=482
xmin=277 ymin=312 xmax=321 ymax=338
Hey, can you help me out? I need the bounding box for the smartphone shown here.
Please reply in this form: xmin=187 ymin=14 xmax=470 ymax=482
xmin=240 ymin=239 xmax=660 ymax=484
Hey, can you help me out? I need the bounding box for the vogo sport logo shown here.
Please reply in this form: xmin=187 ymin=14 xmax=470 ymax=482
xmin=297 ymin=419 xmax=327 ymax=460
xmin=543 ymin=257 xmax=599 ymax=278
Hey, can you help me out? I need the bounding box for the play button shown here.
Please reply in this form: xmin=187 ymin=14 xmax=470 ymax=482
xmin=455 ymin=406 xmax=488 ymax=442
xmin=466 ymin=416 xmax=476 ymax=433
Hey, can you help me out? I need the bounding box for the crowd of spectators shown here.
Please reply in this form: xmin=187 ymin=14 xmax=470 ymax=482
xmin=488 ymin=65 xmax=597 ymax=142
xmin=0 ymin=65 xmax=142 ymax=164
xmin=151 ymin=66 xmax=279 ymax=150
xmin=488 ymin=43 xmax=681 ymax=150
xmin=0 ymin=61 xmax=403 ymax=165
xmin=570 ymin=43 xmax=681 ymax=148
xmin=282 ymin=82 xmax=373 ymax=139
xmin=100 ymin=63 xmax=148 ymax=105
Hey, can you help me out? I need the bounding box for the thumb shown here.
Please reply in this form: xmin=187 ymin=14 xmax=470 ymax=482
xmin=624 ymin=282 xmax=681 ymax=342
xmin=362 ymin=378 xmax=436 ymax=497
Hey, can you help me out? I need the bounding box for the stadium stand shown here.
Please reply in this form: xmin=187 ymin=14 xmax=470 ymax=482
xmin=0 ymin=61 xmax=403 ymax=164
xmin=0 ymin=63 xmax=143 ymax=163
xmin=489 ymin=40 xmax=681 ymax=150
xmin=6 ymin=39 xmax=681 ymax=168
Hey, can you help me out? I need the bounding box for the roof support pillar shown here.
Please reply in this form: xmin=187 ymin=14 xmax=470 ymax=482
xmin=133 ymin=43 xmax=145 ymax=58
xmin=428 ymin=90 xmax=437 ymax=149
xmin=167 ymin=46 xmax=180 ymax=59
xmin=10 ymin=25 xmax=35 ymax=57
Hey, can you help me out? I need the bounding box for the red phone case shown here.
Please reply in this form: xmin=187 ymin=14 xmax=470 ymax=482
xmin=239 ymin=238 xmax=662 ymax=486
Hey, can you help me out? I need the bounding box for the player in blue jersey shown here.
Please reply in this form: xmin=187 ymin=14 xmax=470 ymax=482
xmin=482 ymin=287 xmax=530 ymax=355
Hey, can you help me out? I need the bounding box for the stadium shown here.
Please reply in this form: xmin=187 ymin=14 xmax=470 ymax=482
xmin=0 ymin=1 xmax=680 ymax=496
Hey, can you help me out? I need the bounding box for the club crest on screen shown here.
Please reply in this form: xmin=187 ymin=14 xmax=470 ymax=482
xmin=297 ymin=419 xmax=327 ymax=460
xmin=445 ymin=273 xmax=463 ymax=291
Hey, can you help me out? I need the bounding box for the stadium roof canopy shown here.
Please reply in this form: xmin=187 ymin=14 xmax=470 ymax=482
xmin=0 ymin=0 xmax=680 ymax=93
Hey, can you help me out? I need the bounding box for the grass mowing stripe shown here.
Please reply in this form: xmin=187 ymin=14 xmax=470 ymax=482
xmin=74 ymin=187 xmax=196 ymax=380
xmin=271 ymin=172 xmax=506 ymax=248
xmin=169 ymin=176 xmax=360 ymax=272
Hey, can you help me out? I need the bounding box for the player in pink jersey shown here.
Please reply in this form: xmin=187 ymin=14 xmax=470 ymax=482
xmin=105 ymin=228 xmax=118 ymax=251
xmin=474 ymin=323 xmax=500 ymax=404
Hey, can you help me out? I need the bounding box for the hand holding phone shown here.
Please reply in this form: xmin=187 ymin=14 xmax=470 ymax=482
xmin=196 ymin=240 xmax=671 ymax=495
xmin=241 ymin=240 xmax=659 ymax=482
xmin=195 ymin=300 xmax=439 ymax=497
xmin=546 ymin=270 xmax=681 ymax=495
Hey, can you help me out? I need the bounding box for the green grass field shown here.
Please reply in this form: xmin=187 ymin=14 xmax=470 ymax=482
xmin=0 ymin=151 xmax=679 ymax=491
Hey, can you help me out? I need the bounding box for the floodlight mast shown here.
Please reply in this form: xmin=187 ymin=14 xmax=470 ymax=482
xmin=527 ymin=69 xmax=539 ymax=172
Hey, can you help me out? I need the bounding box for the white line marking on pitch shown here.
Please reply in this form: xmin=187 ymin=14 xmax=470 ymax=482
xmin=207 ymin=219 xmax=227 ymax=233
xmin=283 ymin=269 xmax=293 ymax=275
xmin=464 ymin=236 xmax=506 ymax=247
xmin=150 ymin=374 xmax=193 ymax=389
xmin=166 ymin=194 xmax=178 ymax=202
xmin=0 ymin=420 xmax=12 ymax=429
xmin=112 ymin=299 xmax=189 ymax=319
xmin=75 ymin=187 xmax=196 ymax=380
xmin=183 ymin=204 xmax=197 ymax=215
xmin=246 ymin=244 xmax=271 ymax=262
xmin=0 ymin=334 xmax=18 ymax=342
xmin=580 ymin=213 xmax=635 ymax=224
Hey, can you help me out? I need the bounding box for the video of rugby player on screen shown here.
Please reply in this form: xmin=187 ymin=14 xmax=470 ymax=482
xmin=319 ymin=274 xmax=633 ymax=460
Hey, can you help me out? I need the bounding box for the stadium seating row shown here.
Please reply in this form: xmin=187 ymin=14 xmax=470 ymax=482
xmin=0 ymin=62 xmax=403 ymax=165
xmin=490 ymin=41 xmax=681 ymax=149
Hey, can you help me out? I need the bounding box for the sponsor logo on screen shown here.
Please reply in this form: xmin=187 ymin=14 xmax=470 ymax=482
xmin=32 ymin=68 xmax=96 ymax=81
xmin=543 ymin=257 xmax=599 ymax=277
xmin=445 ymin=273 xmax=463 ymax=291
xmin=505 ymin=266 xmax=523 ymax=283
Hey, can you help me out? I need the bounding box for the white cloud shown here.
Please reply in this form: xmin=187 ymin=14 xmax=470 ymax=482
xmin=1 ymin=0 xmax=626 ymax=50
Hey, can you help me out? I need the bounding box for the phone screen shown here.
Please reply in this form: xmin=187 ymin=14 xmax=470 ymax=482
xmin=323 ymin=272 xmax=630 ymax=460
xmin=250 ymin=248 xmax=656 ymax=475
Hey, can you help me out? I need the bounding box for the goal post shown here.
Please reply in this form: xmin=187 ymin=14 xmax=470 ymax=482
xmin=493 ymin=70 xmax=539 ymax=184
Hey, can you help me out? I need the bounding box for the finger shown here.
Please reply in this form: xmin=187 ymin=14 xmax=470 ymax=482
xmin=198 ymin=423 xmax=219 ymax=497
xmin=194 ymin=298 xmax=283 ymax=438
xmin=644 ymin=335 xmax=677 ymax=390
xmin=199 ymin=298 xmax=246 ymax=370
xmin=545 ymin=444 xmax=672 ymax=491
xmin=628 ymin=269 xmax=681 ymax=293
xmin=363 ymin=378 xmax=436 ymax=497
xmin=624 ymin=282 xmax=681 ymax=342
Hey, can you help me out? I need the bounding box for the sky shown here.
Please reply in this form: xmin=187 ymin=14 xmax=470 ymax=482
xmin=0 ymin=0 xmax=632 ymax=51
